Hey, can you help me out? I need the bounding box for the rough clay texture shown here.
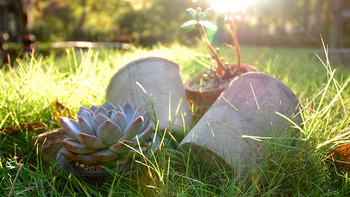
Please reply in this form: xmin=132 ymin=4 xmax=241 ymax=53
xmin=32 ymin=128 xmax=69 ymax=164
xmin=106 ymin=57 xmax=191 ymax=138
xmin=180 ymin=72 xmax=301 ymax=172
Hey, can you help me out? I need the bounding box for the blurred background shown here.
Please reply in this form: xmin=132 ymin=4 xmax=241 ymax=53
xmin=0 ymin=0 xmax=349 ymax=54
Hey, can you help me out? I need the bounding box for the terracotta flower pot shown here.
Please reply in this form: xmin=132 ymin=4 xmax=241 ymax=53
xmin=184 ymin=63 xmax=254 ymax=119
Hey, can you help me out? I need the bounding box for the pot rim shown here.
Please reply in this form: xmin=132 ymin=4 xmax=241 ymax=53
xmin=106 ymin=57 xmax=181 ymax=101
xmin=184 ymin=63 xmax=254 ymax=93
xmin=114 ymin=57 xmax=179 ymax=75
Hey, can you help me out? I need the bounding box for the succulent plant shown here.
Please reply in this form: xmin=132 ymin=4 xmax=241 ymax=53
xmin=59 ymin=101 xmax=154 ymax=169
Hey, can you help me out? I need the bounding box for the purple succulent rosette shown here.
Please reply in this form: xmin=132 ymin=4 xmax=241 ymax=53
xmin=58 ymin=101 xmax=154 ymax=168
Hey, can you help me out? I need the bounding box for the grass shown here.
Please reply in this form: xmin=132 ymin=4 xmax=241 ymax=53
xmin=1 ymin=42 xmax=350 ymax=196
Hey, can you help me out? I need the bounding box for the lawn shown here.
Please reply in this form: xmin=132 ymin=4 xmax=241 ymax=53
xmin=1 ymin=43 xmax=350 ymax=196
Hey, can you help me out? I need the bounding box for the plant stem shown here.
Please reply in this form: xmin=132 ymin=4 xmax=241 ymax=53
xmin=229 ymin=20 xmax=241 ymax=74
xmin=199 ymin=25 xmax=225 ymax=75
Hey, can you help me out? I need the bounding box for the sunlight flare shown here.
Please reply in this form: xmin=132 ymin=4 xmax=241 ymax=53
xmin=208 ymin=0 xmax=262 ymax=14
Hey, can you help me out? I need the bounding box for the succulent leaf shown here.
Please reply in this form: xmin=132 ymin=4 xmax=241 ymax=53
xmin=141 ymin=112 xmax=151 ymax=131
xmin=134 ymin=125 xmax=153 ymax=144
xmin=78 ymin=116 xmax=94 ymax=135
xmin=106 ymin=109 xmax=119 ymax=119
xmin=90 ymin=149 xmax=119 ymax=162
xmin=96 ymin=120 xmax=121 ymax=145
xmin=121 ymin=116 xmax=143 ymax=140
xmin=133 ymin=107 xmax=142 ymax=120
xmin=77 ymin=107 xmax=93 ymax=123
xmin=60 ymin=101 xmax=154 ymax=168
xmin=90 ymin=105 xmax=98 ymax=112
xmin=77 ymin=133 xmax=108 ymax=149
xmin=109 ymin=140 xmax=137 ymax=153
xmin=94 ymin=106 xmax=108 ymax=115
xmin=62 ymin=151 xmax=98 ymax=165
xmin=122 ymin=102 xmax=135 ymax=123
xmin=62 ymin=138 xmax=97 ymax=154
xmin=106 ymin=157 xmax=132 ymax=168
xmin=61 ymin=151 xmax=79 ymax=161
xmin=91 ymin=113 xmax=109 ymax=131
xmin=120 ymin=147 xmax=148 ymax=159
xmin=109 ymin=110 xmax=118 ymax=120
xmin=111 ymin=111 xmax=128 ymax=132
xmin=60 ymin=117 xmax=81 ymax=138
xmin=102 ymin=101 xmax=116 ymax=111
xmin=115 ymin=105 xmax=124 ymax=113
xmin=75 ymin=154 xmax=98 ymax=165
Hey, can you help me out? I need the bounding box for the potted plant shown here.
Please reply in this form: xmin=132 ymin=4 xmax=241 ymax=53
xmin=56 ymin=101 xmax=161 ymax=178
xmin=181 ymin=7 xmax=254 ymax=118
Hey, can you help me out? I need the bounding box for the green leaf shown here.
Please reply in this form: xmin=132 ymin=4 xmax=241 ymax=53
xmin=196 ymin=7 xmax=202 ymax=15
xmin=202 ymin=8 xmax=214 ymax=20
xmin=185 ymin=8 xmax=197 ymax=19
xmin=181 ymin=20 xmax=198 ymax=31
xmin=199 ymin=21 xmax=217 ymax=31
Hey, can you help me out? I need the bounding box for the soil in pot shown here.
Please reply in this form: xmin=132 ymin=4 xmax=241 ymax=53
xmin=184 ymin=63 xmax=254 ymax=120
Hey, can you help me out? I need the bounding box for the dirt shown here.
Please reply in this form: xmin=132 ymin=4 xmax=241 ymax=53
xmin=190 ymin=70 xmax=245 ymax=90
xmin=69 ymin=160 xmax=104 ymax=171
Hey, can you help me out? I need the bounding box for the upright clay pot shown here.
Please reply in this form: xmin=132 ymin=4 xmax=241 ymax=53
xmin=184 ymin=64 xmax=254 ymax=119
xmin=106 ymin=57 xmax=192 ymax=139
xmin=180 ymin=72 xmax=301 ymax=174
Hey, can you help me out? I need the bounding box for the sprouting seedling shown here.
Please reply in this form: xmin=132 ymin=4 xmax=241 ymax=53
xmin=181 ymin=8 xmax=244 ymax=80
xmin=181 ymin=7 xmax=226 ymax=77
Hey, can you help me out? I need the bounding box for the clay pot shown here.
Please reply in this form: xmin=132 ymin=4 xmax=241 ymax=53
xmin=180 ymin=72 xmax=301 ymax=174
xmin=32 ymin=128 xmax=68 ymax=165
xmin=106 ymin=57 xmax=192 ymax=139
xmin=56 ymin=133 xmax=161 ymax=179
xmin=184 ymin=64 xmax=254 ymax=119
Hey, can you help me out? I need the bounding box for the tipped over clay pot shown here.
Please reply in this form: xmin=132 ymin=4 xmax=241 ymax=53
xmin=106 ymin=57 xmax=192 ymax=139
xmin=180 ymin=72 xmax=301 ymax=174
